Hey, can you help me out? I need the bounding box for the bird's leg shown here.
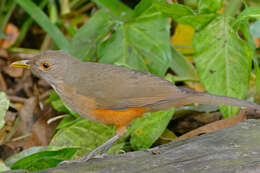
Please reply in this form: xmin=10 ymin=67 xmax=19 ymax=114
xmin=79 ymin=134 xmax=120 ymax=161
xmin=100 ymin=137 xmax=118 ymax=155
xmin=59 ymin=126 xmax=126 ymax=165
xmin=81 ymin=126 xmax=126 ymax=161
xmin=59 ymin=135 xmax=120 ymax=165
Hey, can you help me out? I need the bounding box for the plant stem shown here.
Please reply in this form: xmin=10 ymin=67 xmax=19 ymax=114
xmin=223 ymin=0 xmax=242 ymax=17
xmin=13 ymin=0 xmax=48 ymax=46
xmin=0 ymin=0 xmax=16 ymax=32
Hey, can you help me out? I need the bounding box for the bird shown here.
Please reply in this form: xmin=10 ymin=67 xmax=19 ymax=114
xmin=10 ymin=50 xmax=260 ymax=161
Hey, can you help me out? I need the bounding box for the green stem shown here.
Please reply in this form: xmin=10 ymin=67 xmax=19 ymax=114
xmin=173 ymin=76 xmax=199 ymax=82
xmin=70 ymin=0 xmax=87 ymax=9
xmin=0 ymin=0 xmax=6 ymax=17
xmin=59 ymin=0 xmax=70 ymax=15
xmin=223 ymin=0 xmax=242 ymax=17
xmin=0 ymin=0 xmax=16 ymax=32
xmin=9 ymin=47 xmax=40 ymax=54
xmin=13 ymin=0 xmax=48 ymax=46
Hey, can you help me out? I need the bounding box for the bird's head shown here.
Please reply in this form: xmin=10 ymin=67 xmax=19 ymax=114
xmin=10 ymin=50 xmax=75 ymax=85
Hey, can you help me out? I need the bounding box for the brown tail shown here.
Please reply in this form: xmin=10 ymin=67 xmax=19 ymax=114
xmin=149 ymin=88 xmax=260 ymax=111
xmin=185 ymin=92 xmax=260 ymax=110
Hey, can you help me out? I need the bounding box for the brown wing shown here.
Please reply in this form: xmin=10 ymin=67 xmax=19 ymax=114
xmin=64 ymin=62 xmax=184 ymax=110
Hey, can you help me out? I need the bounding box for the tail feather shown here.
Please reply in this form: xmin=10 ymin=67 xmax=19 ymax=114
xmin=188 ymin=92 xmax=260 ymax=110
xmin=148 ymin=89 xmax=260 ymax=111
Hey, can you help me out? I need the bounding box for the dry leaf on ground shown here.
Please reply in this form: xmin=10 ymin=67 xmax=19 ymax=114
xmin=177 ymin=111 xmax=248 ymax=140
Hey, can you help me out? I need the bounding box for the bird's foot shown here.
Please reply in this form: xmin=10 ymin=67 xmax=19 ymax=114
xmin=59 ymin=135 xmax=120 ymax=165
xmin=59 ymin=153 xmax=108 ymax=165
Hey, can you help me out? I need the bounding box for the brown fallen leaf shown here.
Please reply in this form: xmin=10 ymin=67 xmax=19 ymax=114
xmin=0 ymin=49 xmax=8 ymax=58
xmin=13 ymin=70 xmax=33 ymax=97
xmin=24 ymin=104 xmax=59 ymax=148
xmin=0 ymin=72 xmax=7 ymax=91
xmin=177 ymin=110 xmax=248 ymax=141
xmin=7 ymin=95 xmax=27 ymax=103
xmin=17 ymin=97 xmax=37 ymax=134
xmin=3 ymin=66 xmax=24 ymax=78
xmin=7 ymin=97 xmax=37 ymax=151
xmin=171 ymin=111 xmax=222 ymax=134
xmin=0 ymin=144 xmax=14 ymax=160
xmin=0 ymin=111 xmax=17 ymax=144
xmin=186 ymin=81 xmax=204 ymax=92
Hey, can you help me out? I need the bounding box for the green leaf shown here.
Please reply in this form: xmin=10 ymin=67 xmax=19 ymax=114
xmin=170 ymin=46 xmax=197 ymax=78
xmin=50 ymin=117 xmax=124 ymax=158
xmin=0 ymin=92 xmax=9 ymax=130
xmin=15 ymin=0 xmax=70 ymax=52
xmin=5 ymin=146 xmax=47 ymax=167
xmin=178 ymin=13 xmax=217 ymax=29
xmin=92 ymin=0 xmax=133 ymax=20
xmin=250 ymin=20 xmax=260 ymax=37
xmin=193 ymin=16 xmax=252 ymax=118
xmin=10 ymin=147 xmax=77 ymax=171
xmin=240 ymin=21 xmax=260 ymax=94
xmin=70 ymin=9 xmax=116 ymax=61
xmin=45 ymin=91 xmax=79 ymax=117
xmin=155 ymin=128 xmax=177 ymax=145
xmin=0 ymin=161 xmax=9 ymax=172
xmin=128 ymin=109 xmax=175 ymax=150
xmin=153 ymin=2 xmax=194 ymax=18
xmin=235 ymin=6 xmax=260 ymax=26
xmin=153 ymin=2 xmax=216 ymax=29
xmin=98 ymin=7 xmax=172 ymax=76
xmin=55 ymin=115 xmax=76 ymax=130
xmin=165 ymin=73 xmax=175 ymax=83
xmin=133 ymin=0 xmax=152 ymax=17
xmin=198 ymin=0 xmax=223 ymax=13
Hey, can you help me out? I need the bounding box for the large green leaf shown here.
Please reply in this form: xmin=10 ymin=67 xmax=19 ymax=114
xmin=98 ymin=7 xmax=172 ymax=76
xmin=15 ymin=0 xmax=70 ymax=52
xmin=128 ymin=109 xmax=175 ymax=150
xmin=10 ymin=147 xmax=77 ymax=171
xmin=50 ymin=117 xmax=124 ymax=158
xmin=0 ymin=92 xmax=9 ymax=130
xmin=153 ymin=2 xmax=216 ymax=29
xmin=193 ymin=16 xmax=252 ymax=117
xmin=198 ymin=0 xmax=223 ymax=13
xmin=70 ymin=9 xmax=116 ymax=61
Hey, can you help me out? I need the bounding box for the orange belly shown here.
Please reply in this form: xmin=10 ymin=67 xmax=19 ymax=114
xmin=92 ymin=107 xmax=147 ymax=129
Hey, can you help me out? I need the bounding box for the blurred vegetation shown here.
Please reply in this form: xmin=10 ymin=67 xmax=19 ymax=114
xmin=0 ymin=0 xmax=260 ymax=171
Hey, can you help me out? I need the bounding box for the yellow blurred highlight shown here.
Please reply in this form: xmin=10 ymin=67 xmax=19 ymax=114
xmin=171 ymin=24 xmax=194 ymax=57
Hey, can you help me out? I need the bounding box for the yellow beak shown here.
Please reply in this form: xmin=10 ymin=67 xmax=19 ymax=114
xmin=10 ymin=60 xmax=31 ymax=69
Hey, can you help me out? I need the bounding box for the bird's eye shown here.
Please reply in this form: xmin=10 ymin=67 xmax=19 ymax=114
xmin=41 ymin=61 xmax=51 ymax=70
